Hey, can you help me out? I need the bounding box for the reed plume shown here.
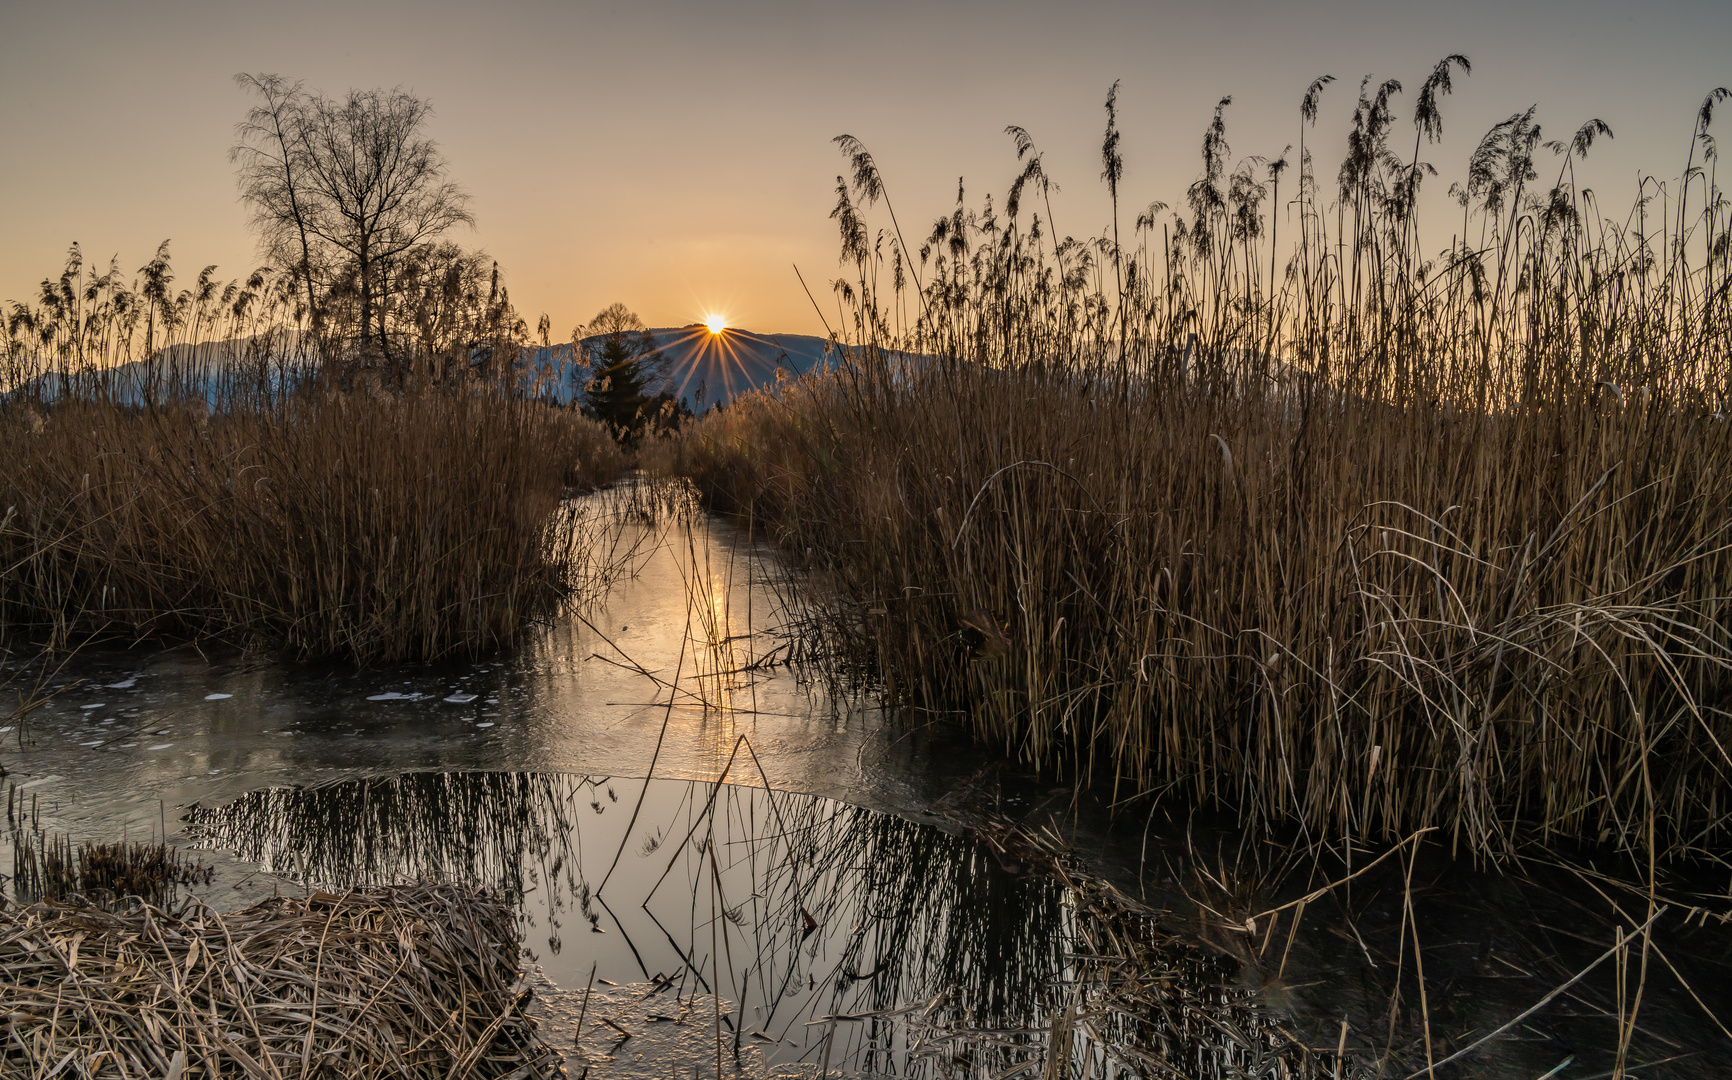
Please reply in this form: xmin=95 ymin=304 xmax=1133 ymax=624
xmin=2 ymin=245 xmax=629 ymax=662
xmin=675 ymin=65 xmax=1732 ymax=862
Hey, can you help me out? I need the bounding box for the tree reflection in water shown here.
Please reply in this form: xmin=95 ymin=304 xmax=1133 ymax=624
xmin=186 ymin=772 xmax=1324 ymax=1078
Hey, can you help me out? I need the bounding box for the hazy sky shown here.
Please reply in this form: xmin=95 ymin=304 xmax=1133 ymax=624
xmin=3 ymin=0 xmax=1727 ymax=337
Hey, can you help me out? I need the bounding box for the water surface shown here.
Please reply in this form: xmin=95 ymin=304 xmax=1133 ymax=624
xmin=5 ymin=493 xmax=1731 ymax=1078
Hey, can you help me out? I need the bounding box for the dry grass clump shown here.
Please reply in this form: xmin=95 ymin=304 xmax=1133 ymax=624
xmin=673 ymin=70 xmax=1732 ymax=862
xmin=0 ymin=883 xmax=560 ymax=1079
xmin=0 ymin=391 xmax=622 ymax=662
xmin=9 ymin=831 xmax=213 ymax=907
xmin=2 ymin=243 xmax=632 ymax=663
xmin=681 ymin=369 xmax=1732 ymax=861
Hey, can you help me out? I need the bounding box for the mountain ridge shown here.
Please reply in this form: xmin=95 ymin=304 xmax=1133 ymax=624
xmin=529 ymin=326 xmax=835 ymax=413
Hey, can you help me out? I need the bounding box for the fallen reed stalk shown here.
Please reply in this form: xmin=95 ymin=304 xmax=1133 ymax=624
xmin=0 ymin=882 xmax=561 ymax=1078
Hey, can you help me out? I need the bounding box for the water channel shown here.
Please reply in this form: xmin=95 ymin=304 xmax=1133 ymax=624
xmin=4 ymin=488 xmax=1730 ymax=1078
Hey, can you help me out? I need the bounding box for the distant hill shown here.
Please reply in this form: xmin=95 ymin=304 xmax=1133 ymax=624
xmin=521 ymin=326 xmax=834 ymax=413
xmin=9 ymin=327 xmax=835 ymax=412
xmin=6 ymin=338 xmax=313 ymax=404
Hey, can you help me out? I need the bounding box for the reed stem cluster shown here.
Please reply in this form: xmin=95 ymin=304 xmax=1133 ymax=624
xmin=677 ymin=72 xmax=1732 ymax=861
xmin=2 ymin=248 xmax=626 ymax=662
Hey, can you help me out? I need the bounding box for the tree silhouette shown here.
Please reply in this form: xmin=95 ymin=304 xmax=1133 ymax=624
xmin=579 ymin=303 xmax=669 ymax=443
xmin=232 ymin=75 xmax=473 ymax=381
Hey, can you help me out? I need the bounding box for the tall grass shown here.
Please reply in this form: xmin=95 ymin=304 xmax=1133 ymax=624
xmin=2 ymin=246 xmax=629 ymax=663
xmin=675 ymin=70 xmax=1732 ymax=862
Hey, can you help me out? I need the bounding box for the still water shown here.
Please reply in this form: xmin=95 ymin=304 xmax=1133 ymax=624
xmin=0 ymin=492 xmax=912 ymax=821
xmin=4 ymin=489 xmax=1730 ymax=1078
xmin=178 ymin=770 xmax=1285 ymax=1079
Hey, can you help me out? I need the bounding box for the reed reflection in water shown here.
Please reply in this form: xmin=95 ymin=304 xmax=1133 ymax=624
xmin=185 ymin=771 xmax=1317 ymax=1078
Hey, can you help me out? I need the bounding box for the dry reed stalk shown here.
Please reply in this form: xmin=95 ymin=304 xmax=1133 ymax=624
xmin=9 ymin=830 xmax=213 ymax=907
xmin=880 ymin=841 xmax=1350 ymax=1079
xmin=672 ymin=74 xmax=1732 ymax=864
xmin=677 ymin=361 xmax=1732 ymax=863
xmin=2 ymin=243 xmax=635 ymax=663
xmin=0 ymin=882 xmax=561 ymax=1078
xmin=0 ymin=391 xmax=628 ymax=662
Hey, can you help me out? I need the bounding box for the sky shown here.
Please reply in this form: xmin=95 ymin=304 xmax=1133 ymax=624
xmin=2 ymin=0 xmax=1727 ymax=338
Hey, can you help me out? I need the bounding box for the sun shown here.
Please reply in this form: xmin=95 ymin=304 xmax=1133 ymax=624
xmin=704 ymin=314 xmax=727 ymax=334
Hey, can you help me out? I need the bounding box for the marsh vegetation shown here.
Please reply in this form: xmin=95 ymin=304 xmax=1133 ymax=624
xmin=676 ymin=67 xmax=1732 ymax=868
xmin=5 ymin=55 xmax=1732 ymax=1080
xmin=184 ymin=770 xmax=1339 ymax=1079
xmin=1 ymin=74 xmax=643 ymax=663
xmin=1 ymin=882 xmax=559 ymax=1077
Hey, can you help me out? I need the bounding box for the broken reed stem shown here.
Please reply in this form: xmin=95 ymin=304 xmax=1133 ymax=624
xmin=1400 ymin=906 xmax=1666 ymax=1079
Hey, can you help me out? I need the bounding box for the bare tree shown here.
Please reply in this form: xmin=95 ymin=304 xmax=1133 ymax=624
xmin=300 ymin=88 xmax=473 ymax=379
xmin=232 ymin=74 xmax=320 ymax=338
xmin=232 ymin=78 xmax=473 ymax=380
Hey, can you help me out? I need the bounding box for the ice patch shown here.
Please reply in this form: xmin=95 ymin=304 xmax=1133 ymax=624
xmin=81 ymin=703 xmax=106 ymax=710
xmin=475 ymin=722 xmax=495 ymax=728
xmin=204 ymin=693 xmax=233 ymax=701
xmin=147 ymin=743 xmax=173 ymax=750
xmin=106 ymin=678 xmax=137 ymax=689
xmin=81 ymin=740 xmax=103 ymax=746
xmin=443 ymin=694 xmax=478 ymax=704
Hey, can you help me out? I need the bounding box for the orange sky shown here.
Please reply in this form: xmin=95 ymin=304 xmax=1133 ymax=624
xmin=3 ymin=0 xmax=1727 ymax=339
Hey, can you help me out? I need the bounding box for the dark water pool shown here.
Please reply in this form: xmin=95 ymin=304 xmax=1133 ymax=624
xmin=180 ymin=769 xmax=1296 ymax=1080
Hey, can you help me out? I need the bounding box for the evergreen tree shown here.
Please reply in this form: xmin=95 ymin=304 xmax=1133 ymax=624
xmin=579 ymin=303 xmax=666 ymax=443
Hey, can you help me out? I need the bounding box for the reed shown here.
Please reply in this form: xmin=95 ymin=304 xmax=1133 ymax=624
xmin=2 ymin=247 xmax=630 ymax=663
xmin=0 ymin=883 xmax=561 ymax=1077
xmin=1 ymin=392 xmax=629 ymax=662
xmin=9 ymin=830 xmax=213 ymax=906
xmin=673 ymin=69 xmax=1732 ymax=862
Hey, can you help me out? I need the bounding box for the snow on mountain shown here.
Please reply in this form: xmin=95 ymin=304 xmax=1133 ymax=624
xmin=522 ymin=326 xmax=834 ymax=413
xmin=9 ymin=327 xmax=835 ymax=413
